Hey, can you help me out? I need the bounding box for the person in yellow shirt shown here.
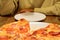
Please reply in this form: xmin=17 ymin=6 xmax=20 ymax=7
xmin=0 ymin=0 xmax=60 ymax=16
xmin=19 ymin=0 xmax=60 ymax=16
xmin=0 ymin=0 xmax=18 ymax=16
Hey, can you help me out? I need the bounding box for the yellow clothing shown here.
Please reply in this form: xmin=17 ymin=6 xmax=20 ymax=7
xmin=19 ymin=0 xmax=60 ymax=16
xmin=0 ymin=0 xmax=18 ymax=15
xmin=0 ymin=0 xmax=60 ymax=16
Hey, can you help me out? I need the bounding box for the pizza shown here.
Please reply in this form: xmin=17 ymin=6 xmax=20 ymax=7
xmin=0 ymin=19 xmax=60 ymax=40
xmin=0 ymin=19 xmax=30 ymax=40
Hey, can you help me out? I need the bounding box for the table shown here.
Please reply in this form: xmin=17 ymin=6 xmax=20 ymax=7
xmin=0 ymin=15 xmax=60 ymax=26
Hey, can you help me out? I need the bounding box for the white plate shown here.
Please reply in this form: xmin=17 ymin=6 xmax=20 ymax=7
xmin=14 ymin=12 xmax=46 ymax=22
xmin=30 ymin=22 xmax=49 ymax=31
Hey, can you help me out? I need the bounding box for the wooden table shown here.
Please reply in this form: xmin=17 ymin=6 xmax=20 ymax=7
xmin=0 ymin=15 xmax=60 ymax=26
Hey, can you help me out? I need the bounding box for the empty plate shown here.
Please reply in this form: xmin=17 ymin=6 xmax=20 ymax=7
xmin=14 ymin=12 xmax=46 ymax=22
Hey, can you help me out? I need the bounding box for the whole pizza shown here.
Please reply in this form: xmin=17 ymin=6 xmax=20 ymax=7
xmin=0 ymin=19 xmax=60 ymax=40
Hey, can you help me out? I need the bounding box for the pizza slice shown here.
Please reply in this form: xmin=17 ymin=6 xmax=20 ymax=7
xmin=16 ymin=19 xmax=30 ymax=34
xmin=0 ymin=19 xmax=30 ymax=40
xmin=0 ymin=19 xmax=30 ymax=34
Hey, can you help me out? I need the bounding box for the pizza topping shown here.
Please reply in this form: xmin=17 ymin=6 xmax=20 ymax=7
xmin=5 ymin=27 xmax=14 ymax=34
xmin=19 ymin=26 xmax=28 ymax=33
xmin=0 ymin=36 xmax=8 ymax=40
xmin=11 ymin=23 xmax=17 ymax=27
xmin=32 ymin=28 xmax=47 ymax=36
xmin=24 ymin=35 xmax=37 ymax=40
xmin=31 ymin=36 xmax=37 ymax=40
xmin=49 ymin=31 xmax=60 ymax=36
xmin=38 ymin=38 xmax=45 ymax=40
